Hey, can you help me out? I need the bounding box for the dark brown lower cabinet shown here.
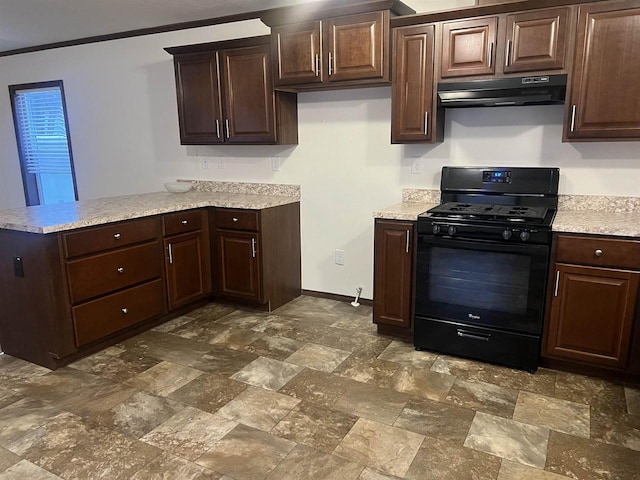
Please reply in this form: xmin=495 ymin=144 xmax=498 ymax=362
xmin=216 ymin=231 xmax=262 ymax=301
xmin=165 ymin=231 xmax=211 ymax=310
xmin=373 ymin=219 xmax=415 ymax=337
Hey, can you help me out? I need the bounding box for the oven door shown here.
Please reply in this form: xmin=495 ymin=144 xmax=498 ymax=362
xmin=415 ymin=235 xmax=549 ymax=335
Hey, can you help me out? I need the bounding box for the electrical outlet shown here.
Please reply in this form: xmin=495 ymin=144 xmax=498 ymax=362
xmin=271 ymin=156 xmax=281 ymax=172
xmin=335 ymin=249 xmax=345 ymax=266
xmin=411 ymin=157 xmax=422 ymax=174
xmin=201 ymin=160 xmax=209 ymax=170
xmin=217 ymin=159 xmax=226 ymax=169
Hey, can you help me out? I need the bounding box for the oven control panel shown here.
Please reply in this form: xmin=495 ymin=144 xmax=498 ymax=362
xmin=482 ymin=170 xmax=512 ymax=183
xmin=420 ymin=220 xmax=550 ymax=244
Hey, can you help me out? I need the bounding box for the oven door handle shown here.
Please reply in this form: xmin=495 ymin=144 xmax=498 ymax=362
xmin=457 ymin=329 xmax=491 ymax=341
xmin=418 ymin=234 xmax=549 ymax=256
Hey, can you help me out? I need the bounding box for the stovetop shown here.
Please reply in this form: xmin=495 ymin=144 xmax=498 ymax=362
xmin=427 ymin=202 xmax=549 ymax=224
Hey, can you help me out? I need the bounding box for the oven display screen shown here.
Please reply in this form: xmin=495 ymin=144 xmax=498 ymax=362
xmin=483 ymin=170 xmax=512 ymax=183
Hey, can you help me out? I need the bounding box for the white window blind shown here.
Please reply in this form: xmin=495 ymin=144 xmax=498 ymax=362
xmin=13 ymin=87 xmax=72 ymax=175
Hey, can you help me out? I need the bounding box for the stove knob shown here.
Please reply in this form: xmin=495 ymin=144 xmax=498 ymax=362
xmin=502 ymin=229 xmax=513 ymax=240
xmin=520 ymin=230 xmax=531 ymax=242
xmin=432 ymin=224 xmax=441 ymax=235
xmin=447 ymin=226 xmax=457 ymax=237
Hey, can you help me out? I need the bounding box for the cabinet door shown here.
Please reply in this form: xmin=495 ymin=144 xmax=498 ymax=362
xmin=165 ymin=231 xmax=210 ymax=310
xmin=504 ymin=8 xmax=569 ymax=73
xmin=546 ymin=263 xmax=639 ymax=368
xmin=272 ymin=21 xmax=323 ymax=86
xmin=373 ymin=220 xmax=414 ymax=329
xmin=441 ymin=17 xmax=497 ymax=78
xmin=326 ymin=11 xmax=387 ymax=83
xmin=174 ymin=53 xmax=224 ymax=144
xmin=220 ymin=45 xmax=276 ymax=143
xmin=392 ymin=25 xmax=435 ymax=143
xmin=566 ymin=1 xmax=640 ymax=140
xmin=216 ymin=230 xmax=261 ymax=301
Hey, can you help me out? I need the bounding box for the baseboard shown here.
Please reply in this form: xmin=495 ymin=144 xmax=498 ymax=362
xmin=301 ymin=289 xmax=373 ymax=307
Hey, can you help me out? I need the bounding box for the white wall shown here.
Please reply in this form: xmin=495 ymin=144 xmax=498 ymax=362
xmin=1 ymin=13 xmax=639 ymax=300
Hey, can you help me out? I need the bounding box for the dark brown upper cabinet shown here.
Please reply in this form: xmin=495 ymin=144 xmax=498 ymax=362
xmin=440 ymin=7 xmax=573 ymax=79
xmin=263 ymin=0 xmax=414 ymax=90
xmin=392 ymin=24 xmax=442 ymax=143
xmin=565 ymin=0 xmax=640 ymax=141
xmin=165 ymin=36 xmax=298 ymax=145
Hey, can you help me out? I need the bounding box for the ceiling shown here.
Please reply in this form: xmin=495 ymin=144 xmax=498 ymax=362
xmin=0 ymin=0 xmax=325 ymax=54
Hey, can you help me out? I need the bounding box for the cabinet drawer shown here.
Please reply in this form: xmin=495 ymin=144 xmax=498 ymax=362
xmin=67 ymin=241 xmax=162 ymax=303
xmin=216 ymin=209 xmax=259 ymax=231
xmin=64 ymin=217 xmax=160 ymax=258
xmin=163 ymin=210 xmax=204 ymax=236
xmin=73 ymin=279 xmax=165 ymax=346
xmin=556 ymin=235 xmax=640 ymax=269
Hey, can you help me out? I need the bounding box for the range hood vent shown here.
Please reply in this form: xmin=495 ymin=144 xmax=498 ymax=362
xmin=438 ymin=74 xmax=567 ymax=108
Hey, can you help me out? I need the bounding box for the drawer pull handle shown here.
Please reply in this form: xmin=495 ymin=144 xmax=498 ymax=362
xmin=121 ymin=308 xmax=128 ymax=314
xmin=595 ymin=249 xmax=603 ymax=257
xmin=117 ymin=267 xmax=124 ymax=274
xmin=114 ymin=233 xmax=121 ymax=240
xmin=181 ymin=220 xmax=188 ymax=225
xmin=232 ymin=217 xmax=239 ymax=222
xmin=457 ymin=329 xmax=490 ymax=341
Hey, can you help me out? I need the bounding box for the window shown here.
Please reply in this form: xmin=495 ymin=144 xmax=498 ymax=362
xmin=9 ymin=80 xmax=78 ymax=206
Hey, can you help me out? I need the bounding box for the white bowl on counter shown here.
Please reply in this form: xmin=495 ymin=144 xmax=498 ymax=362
xmin=164 ymin=182 xmax=192 ymax=193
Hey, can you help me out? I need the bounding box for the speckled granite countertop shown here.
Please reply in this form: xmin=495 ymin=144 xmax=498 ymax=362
xmin=374 ymin=191 xmax=640 ymax=237
xmin=0 ymin=181 xmax=300 ymax=234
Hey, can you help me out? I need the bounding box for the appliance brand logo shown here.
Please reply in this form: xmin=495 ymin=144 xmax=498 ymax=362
xmin=468 ymin=313 xmax=481 ymax=320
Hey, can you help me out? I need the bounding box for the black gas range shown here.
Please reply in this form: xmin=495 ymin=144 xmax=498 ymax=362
xmin=414 ymin=167 xmax=559 ymax=372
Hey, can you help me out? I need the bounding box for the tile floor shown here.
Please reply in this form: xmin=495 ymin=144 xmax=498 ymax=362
xmin=0 ymin=295 xmax=639 ymax=480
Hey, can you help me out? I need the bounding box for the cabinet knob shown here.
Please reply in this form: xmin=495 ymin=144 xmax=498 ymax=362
xmin=181 ymin=220 xmax=188 ymax=225
xmin=595 ymin=249 xmax=603 ymax=257
xmin=117 ymin=267 xmax=124 ymax=274
xmin=121 ymin=308 xmax=128 ymax=314
xmin=114 ymin=233 xmax=121 ymax=240
xmin=232 ymin=217 xmax=238 ymax=222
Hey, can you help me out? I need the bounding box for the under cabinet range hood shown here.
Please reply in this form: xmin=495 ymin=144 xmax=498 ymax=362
xmin=437 ymin=74 xmax=567 ymax=108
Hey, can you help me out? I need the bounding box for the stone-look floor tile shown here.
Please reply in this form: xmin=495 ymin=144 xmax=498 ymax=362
xmin=546 ymin=431 xmax=640 ymax=480
xmin=0 ymin=358 xmax=50 ymax=390
xmin=329 ymin=313 xmax=377 ymax=337
xmin=129 ymin=452 xmax=222 ymax=480
xmin=0 ymin=398 xmax=63 ymax=447
xmin=278 ymin=368 xmax=356 ymax=408
xmin=554 ymin=371 xmax=627 ymax=413
xmin=497 ymin=460 xmax=574 ymax=480
xmin=626 ymin=387 xmax=640 ymax=416
xmin=273 ymin=296 xmax=343 ymax=321
xmin=333 ymin=381 xmax=409 ymax=425
xmin=168 ymin=373 xmax=247 ymax=414
xmin=310 ymin=327 xmax=383 ymax=353
xmin=464 ymin=412 xmax=549 ymax=469
xmin=445 ymin=378 xmax=519 ymax=418
xmin=272 ymin=401 xmax=358 ymax=454
xmin=169 ymin=318 xmax=229 ymax=343
xmin=185 ymin=303 xmax=237 ymax=322
xmin=209 ymin=327 xmax=265 ymax=351
xmin=230 ymin=356 xmax=303 ymax=391
xmin=57 ymin=380 xmax=139 ymax=419
xmin=358 ymin=468 xmax=403 ymax=480
xmin=590 ymin=407 xmax=640 ymax=451
xmin=69 ymin=347 xmax=160 ymax=382
xmin=334 ymin=418 xmax=424 ymax=478
xmin=348 ymin=337 xmax=395 ymax=362
xmin=10 ymin=367 xmax=105 ymax=403
xmin=152 ymin=314 xmax=196 ymax=333
xmin=393 ymin=396 xmax=475 ymax=443
xmin=251 ymin=316 xmax=323 ymax=343
xmin=432 ymin=356 xmax=557 ymax=396
xmin=335 ymin=356 xmax=400 ymax=388
xmin=285 ymin=343 xmax=350 ymax=372
xmin=217 ymin=310 xmax=271 ymax=329
xmin=0 ymin=447 xmax=20 ymax=472
xmin=513 ymin=391 xmax=590 ymax=438
xmin=378 ymin=340 xmax=438 ymax=369
xmin=392 ymin=365 xmax=456 ymax=401
xmin=195 ymin=424 xmax=296 ymax=480
xmin=0 ymin=388 xmax=22 ymax=410
xmin=141 ymin=406 xmax=236 ymax=462
xmin=405 ymin=437 xmax=501 ymax=480
xmin=245 ymin=335 xmax=304 ymax=361
xmin=119 ymin=330 xmax=213 ymax=366
xmin=188 ymin=346 xmax=258 ymax=376
xmin=217 ymin=386 xmax=300 ymax=431
xmin=92 ymin=391 xmax=184 ymax=438
xmin=127 ymin=361 xmax=203 ymax=397
xmin=7 ymin=411 xmax=161 ymax=480
xmin=265 ymin=444 xmax=364 ymax=480
xmin=0 ymin=460 xmax=63 ymax=480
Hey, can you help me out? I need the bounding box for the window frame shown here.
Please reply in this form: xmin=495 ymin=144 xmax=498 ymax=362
xmin=8 ymin=79 xmax=79 ymax=206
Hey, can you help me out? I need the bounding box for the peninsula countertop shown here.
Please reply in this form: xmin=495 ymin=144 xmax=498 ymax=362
xmin=0 ymin=189 xmax=299 ymax=234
